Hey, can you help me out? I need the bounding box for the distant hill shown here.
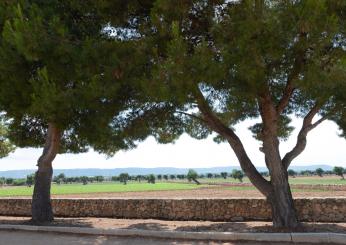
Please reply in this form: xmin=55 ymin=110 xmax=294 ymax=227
xmin=0 ymin=164 xmax=335 ymax=178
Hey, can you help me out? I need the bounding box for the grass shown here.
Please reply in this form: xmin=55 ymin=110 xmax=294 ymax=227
xmin=0 ymin=182 xmax=204 ymax=197
xmin=0 ymin=176 xmax=343 ymax=197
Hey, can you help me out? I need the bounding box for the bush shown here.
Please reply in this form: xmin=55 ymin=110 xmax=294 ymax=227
xmin=334 ymin=166 xmax=345 ymax=179
xmin=147 ymin=174 xmax=156 ymax=184
xmin=13 ymin=178 xmax=26 ymax=186
xmin=231 ymin=170 xmax=244 ymax=182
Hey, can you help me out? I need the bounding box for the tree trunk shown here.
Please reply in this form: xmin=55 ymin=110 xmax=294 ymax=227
xmin=192 ymin=178 xmax=200 ymax=185
xmin=267 ymin=167 xmax=299 ymax=228
xmin=32 ymin=123 xmax=61 ymax=223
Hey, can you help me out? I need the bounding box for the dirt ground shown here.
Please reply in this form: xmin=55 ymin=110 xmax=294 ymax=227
xmin=0 ymin=216 xmax=346 ymax=234
xmin=47 ymin=186 xmax=346 ymax=199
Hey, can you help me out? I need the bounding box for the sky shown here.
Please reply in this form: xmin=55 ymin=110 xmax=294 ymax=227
xmin=0 ymin=117 xmax=345 ymax=171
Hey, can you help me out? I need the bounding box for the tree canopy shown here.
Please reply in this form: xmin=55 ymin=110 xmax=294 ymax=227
xmin=0 ymin=1 xmax=152 ymax=154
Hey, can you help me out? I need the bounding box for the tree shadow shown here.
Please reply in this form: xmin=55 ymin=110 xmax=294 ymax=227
xmin=175 ymin=222 xmax=255 ymax=232
xmin=125 ymin=222 xmax=170 ymax=231
xmin=175 ymin=221 xmax=346 ymax=233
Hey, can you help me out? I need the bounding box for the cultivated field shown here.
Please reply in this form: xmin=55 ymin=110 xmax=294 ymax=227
xmin=0 ymin=176 xmax=345 ymax=198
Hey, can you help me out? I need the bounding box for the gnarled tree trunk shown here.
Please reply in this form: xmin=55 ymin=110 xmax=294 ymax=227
xmin=259 ymin=95 xmax=299 ymax=229
xmin=195 ymin=87 xmax=300 ymax=228
xmin=266 ymin=165 xmax=298 ymax=228
xmin=32 ymin=123 xmax=61 ymax=223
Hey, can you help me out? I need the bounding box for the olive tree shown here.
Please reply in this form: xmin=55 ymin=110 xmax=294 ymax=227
xmin=187 ymin=169 xmax=200 ymax=185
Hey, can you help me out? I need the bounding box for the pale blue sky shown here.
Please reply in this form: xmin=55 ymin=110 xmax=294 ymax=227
xmin=0 ymin=117 xmax=345 ymax=171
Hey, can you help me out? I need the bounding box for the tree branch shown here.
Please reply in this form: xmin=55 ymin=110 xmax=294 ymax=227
xmin=175 ymin=110 xmax=206 ymax=123
xmin=282 ymin=103 xmax=327 ymax=169
xmin=193 ymin=87 xmax=272 ymax=196
xmin=276 ymin=33 xmax=307 ymax=114
xmin=276 ymin=81 xmax=295 ymax=114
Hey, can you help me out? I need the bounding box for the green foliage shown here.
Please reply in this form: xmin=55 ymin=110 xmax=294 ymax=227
xmin=333 ymin=166 xmax=345 ymax=179
xmin=134 ymin=0 xmax=346 ymax=145
xmin=80 ymin=176 xmax=88 ymax=185
xmin=187 ymin=169 xmax=198 ymax=181
xmin=13 ymin=178 xmax=26 ymax=186
xmin=220 ymin=172 xmax=228 ymax=179
xmin=147 ymin=174 xmax=156 ymax=184
xmin=95 ymin=176 xmax=105 ymax=182
xmin=5 ymin=178 xmax=13 ymax=185
xmin=232 ymin=170 xmax=244 ymax=183
xmin=315 ymin=168 xmax=324 ymax=177
xmin=0 ymin=117 xmax=15 ymax=158
xmin=0 ymin=0 xmax=152 ymax=156
xmin=26 ymin=173 xmax=35 ymax=187
xmin=119 ymin=173 xmax=129 ymax=185
xmin=288 ymin=169 xmax=297 ymax=178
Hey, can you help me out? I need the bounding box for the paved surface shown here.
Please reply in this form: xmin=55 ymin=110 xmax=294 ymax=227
xmin=2 ymin=217 xmax=346 ymax=233
xmin=0 ymin=230 xmax=319 ymax=245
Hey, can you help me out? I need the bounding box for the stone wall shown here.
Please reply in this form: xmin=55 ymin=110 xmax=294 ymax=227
xmin=0 ymin=198 xmax=345 ymax=222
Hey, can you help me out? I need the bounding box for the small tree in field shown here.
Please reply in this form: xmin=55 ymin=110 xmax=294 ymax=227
xmin=187 ymin=169 xmax=200 ymax=185
xmin=147 ymin=174 xmax=156 ymax=184
xmin=95 ymin=176 xmax=104 ymax=183
xmin=26 ymin=174 xmax=35 ymax=187
xmin=220 ymin=172 xmax=228 ymax=179
xmin=207 ymin=173 xmax=213 ymax=179
xmin=119 ymin=173 xmax=129 ymax=185
xmin=334 ymin=167 xmax=345 ymax=180
xmin=288 ymin=169 xmax=297 ymax=178
xmin=315 ymin=168 xmax=324 ymax=177
xmin=232 ymin=170 xmax=244 ymax=183
xmin=80 ymin=176 xmax=88 ymax=185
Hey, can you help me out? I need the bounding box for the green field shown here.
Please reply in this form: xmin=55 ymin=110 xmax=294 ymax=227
xmin=0 ymin=176 xmax=344 ymax=197
xmin=0 ymin=182 xmax=204 ymax=197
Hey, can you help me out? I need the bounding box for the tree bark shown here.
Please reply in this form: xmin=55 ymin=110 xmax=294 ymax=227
xmin=259 ymin=94 xmax=299 ymax=228
xmin=192 ymin=178 xmax=200 ymax=185
xmin=32 ymin=123 xmax=61 ymax=223
xmin=267 ymin=165 xmax=298 ymax=228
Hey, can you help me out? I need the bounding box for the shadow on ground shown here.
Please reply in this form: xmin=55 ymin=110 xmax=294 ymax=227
xmin=0 ymin=217 xmax=346 ymax=234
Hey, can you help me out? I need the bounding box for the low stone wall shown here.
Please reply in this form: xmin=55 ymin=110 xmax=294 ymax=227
xmin=0 ymin=198 xmax=345 ymax=222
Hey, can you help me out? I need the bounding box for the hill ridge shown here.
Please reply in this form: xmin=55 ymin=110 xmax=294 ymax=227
xmin=0 ymin=164 xmax=334 ymax=178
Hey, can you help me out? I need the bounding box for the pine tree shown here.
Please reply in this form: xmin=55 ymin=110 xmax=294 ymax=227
xmin=0 ymin=1 xmax=151 ymax=222
xmin=135 ymin=0 xmax=346 ymax=228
